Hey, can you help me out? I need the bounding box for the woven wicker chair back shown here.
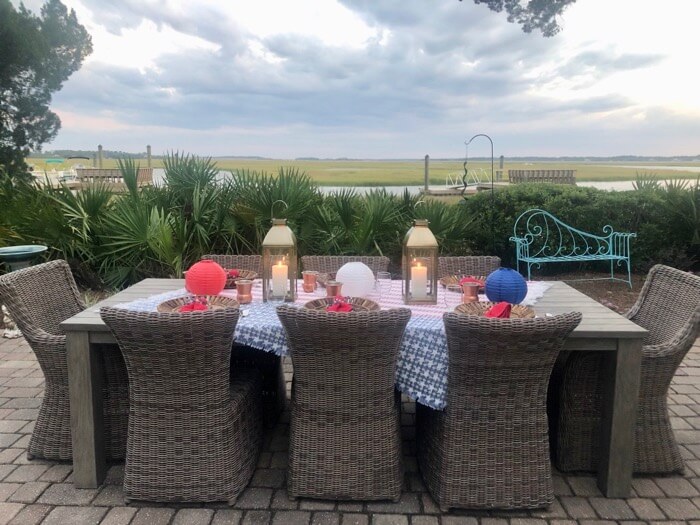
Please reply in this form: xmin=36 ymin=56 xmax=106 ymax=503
xmin=277 ymin=306 xmax=410 ymax=415
xmin=626 ymin=264 xmax=700 ymax=348
xmin=438 ymin=256 xmax=501 ymax=279
xmin=423 ymin=311 xmax=582 ymax=509
xmin=443 ymin=312 xmax=582 ymax=406
xmin=203 ymin=254 xmax=262 ymax=274
xmin=101 ymin=307 xmax=239 ymax=402
xmin=101 ymin=306 xmax=259 ymax=503
xmin=300 ymin=256 xmax=390 ymax=276
xmin=0 ymin=259 xmax=84 ymax=338
xmin=277 ymin=305 xmax=410 ymax=501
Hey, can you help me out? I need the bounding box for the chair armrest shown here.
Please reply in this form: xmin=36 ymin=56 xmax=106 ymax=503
xmin=23 ymin=328 xmax=66 ymax=349
xmin=640 ymin=323 xmax=698 ymax=360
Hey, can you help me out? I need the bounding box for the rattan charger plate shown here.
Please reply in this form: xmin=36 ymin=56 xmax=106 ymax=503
xmin=440 ymin=275 xmax=486 ymax=291
xmin=455 ymin=301 xmax=535 ymax=318
xmin=157 ymin=295 xmax=240 ymax=313
xmin=224 ymin=269 xmax=258 ymax=289
xmin=303 ymin=297 xmax=380 ymax=312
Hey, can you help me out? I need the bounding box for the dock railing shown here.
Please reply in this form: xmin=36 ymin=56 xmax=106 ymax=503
xmin=508 ymin=169 xmax=576 ymax=184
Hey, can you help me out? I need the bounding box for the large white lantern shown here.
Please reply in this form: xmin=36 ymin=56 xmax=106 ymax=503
xmin=402 ymin=219 xmax=439 ymax=305
xmin=335 ymin=262 xmax=375 ymax=297
xmin=262 ymin=218 xmax=297 ymax=302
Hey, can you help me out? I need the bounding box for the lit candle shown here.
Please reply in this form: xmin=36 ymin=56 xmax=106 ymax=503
xmin=272 ymin=260 xmax=287 ymax=296
xmin=411 ymin=262 xmax=428 ymax=300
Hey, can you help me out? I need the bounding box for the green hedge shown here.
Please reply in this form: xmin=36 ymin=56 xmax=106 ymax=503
xmin=463 ymin=184 xmax=698 ymax=272
xmin=1 ymin=157 xmax=697 ymax=288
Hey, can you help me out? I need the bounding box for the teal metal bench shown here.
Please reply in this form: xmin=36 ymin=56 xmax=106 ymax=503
xmin=510 ymin=208 xmax=637 ymax=287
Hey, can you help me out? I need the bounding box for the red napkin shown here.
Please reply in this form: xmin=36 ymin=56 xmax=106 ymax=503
xmin=179 ymin=302 xmax=207 ymax=312
xmin=326 ymin=297 xmax=353 ymax=312
xmin=178 ymin=298 xmax=208 ymax=312
xmin=459 ymin=276 xmax=484 ymax=287
xmin=227 ymin=269 xmax=240 ymax=278
xmin=484 ymin=301 xmax=511 ymax=318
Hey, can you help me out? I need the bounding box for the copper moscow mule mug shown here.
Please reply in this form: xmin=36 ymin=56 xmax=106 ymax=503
xmin=236 ymin=279 xmax=253 ymax=304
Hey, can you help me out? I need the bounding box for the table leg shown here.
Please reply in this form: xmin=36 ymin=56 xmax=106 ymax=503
xmin=597 ymin=337 xmax=642 ymax=497
xmin=67 ymin=331 xmax=107 ymax=488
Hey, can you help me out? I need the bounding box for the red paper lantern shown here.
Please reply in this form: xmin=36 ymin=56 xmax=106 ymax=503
xmin=185 ymin=260 xmax=227 ymax=295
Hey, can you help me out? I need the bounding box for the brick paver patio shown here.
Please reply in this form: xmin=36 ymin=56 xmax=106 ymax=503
xmin=1 ymin=334 xmax=699 ymax=525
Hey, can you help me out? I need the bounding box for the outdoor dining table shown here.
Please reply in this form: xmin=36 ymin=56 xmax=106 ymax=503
xmin=61 ymin=277 xmax=646 ymax=498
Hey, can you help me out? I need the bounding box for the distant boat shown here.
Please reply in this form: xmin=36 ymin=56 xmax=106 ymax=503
xmin=57 ymin=168 xmax=78 ymax=183
xmin=32 ymin=167 xmax=79 ymax=188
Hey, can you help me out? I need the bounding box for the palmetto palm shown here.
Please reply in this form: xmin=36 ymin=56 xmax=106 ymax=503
xmin=228 ymin=166 xmax=322 ymax=251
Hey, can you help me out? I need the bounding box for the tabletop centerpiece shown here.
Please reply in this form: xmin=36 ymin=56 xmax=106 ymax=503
xmin=262 ymin=217 xmax=297 ymax=302
xmin=402 ymin=219 xmax=438 ymax=305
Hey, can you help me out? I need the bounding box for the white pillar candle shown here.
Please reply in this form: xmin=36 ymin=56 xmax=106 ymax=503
xmin=272 ymin=261 xmax=287 ymax=296
xmin=411 ymin=262 xmax=428 ymax=300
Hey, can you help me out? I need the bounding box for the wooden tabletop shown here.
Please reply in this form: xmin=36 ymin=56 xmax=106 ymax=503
xmin=61 ymin=279 xmax=647 ymax=340
xmin=61 ymin=279 xmax=184 ymax=332
xmin=533 ymin=281 xmax=646 ymax=339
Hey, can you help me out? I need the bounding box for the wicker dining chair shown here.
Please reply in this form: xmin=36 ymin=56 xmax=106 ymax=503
xmin=100 ymin=306 xmax=262 ymax=504
xmin=0 ymin=260 xmax=128 ymax=461
xmin=556 ymin=264 xmax=700 ymax=474
xmin=202 ymin=254 xmax=262 ymax=274
xmin=277 ymin=305 xmax=411 ymax=501
xmin=203 ymin=253 xmax=283 ymax=425
xmin=438 ymin=256 xmax=501 ymax=278
xmin=417 ymin=311 xmax=582 ymax=511
xmin=300 ymin=255 xmax=390 ymax=276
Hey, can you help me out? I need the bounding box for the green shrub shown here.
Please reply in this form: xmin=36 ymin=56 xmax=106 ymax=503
xmin=2 ymin=161 xmax=696 ymax=289
xmin=463 ymin=184 xmax=694 ymax=271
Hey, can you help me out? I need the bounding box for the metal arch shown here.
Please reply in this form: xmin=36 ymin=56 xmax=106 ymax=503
xmin=462 ymin=134 xmax=495 ymax=253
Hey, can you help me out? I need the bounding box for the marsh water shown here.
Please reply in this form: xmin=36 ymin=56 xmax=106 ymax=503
xmin=151 ymin=169 xmax=691 ymax=194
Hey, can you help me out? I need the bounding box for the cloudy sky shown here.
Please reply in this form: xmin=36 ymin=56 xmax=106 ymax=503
xmin=21 ymin=0 xmax=700 ymax=158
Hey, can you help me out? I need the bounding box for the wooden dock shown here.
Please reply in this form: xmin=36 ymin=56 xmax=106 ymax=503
xmin=420 ymin=182 xmax=510 ymax=196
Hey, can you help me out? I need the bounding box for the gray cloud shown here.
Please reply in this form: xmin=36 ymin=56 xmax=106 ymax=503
xmin=556 ymin=49 xmax=664 ymax=80
xmin=44 ymin=0 xmax=691 ymax=157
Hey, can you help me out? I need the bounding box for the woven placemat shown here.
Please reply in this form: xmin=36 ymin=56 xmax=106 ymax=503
xmin=157 ymin=295 xmax=240 ymax=313
xmin=455 ymin=301 xmax=535 ymax=318
xmin=304 ymin=296 xmax=380 ymax=312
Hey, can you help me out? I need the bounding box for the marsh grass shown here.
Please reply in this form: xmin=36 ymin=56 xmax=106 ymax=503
xmin=28 ymin=157 xmax=700 ymax=185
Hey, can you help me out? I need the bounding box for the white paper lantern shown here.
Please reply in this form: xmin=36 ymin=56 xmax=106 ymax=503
xmin=335 ymin=262 xmax=375 ymax=297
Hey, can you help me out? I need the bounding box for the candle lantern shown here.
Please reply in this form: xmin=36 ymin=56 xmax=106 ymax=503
xmin=262 ymin=218 xmax=297 ymax=302
xmin=402 ymin=219 xmax=438 ymax=304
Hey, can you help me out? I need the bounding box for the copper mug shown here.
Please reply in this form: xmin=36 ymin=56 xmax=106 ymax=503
xmin=302 ymin=270 xmax=318 ymax=293
xmin=326 ymin=280 xmax=343 ymax=297
xmin=236 ymin=279 xmax=253 ymax=304
xmin=461 ymin=282 xmax=480 ymax=303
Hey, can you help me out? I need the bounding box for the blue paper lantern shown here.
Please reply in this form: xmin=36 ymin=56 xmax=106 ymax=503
xmin=484 ymin=268 xmax=528 ymax=304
